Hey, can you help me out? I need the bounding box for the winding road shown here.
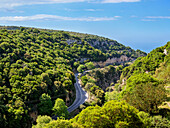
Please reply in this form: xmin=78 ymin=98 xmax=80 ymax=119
xmin=67 ymin=73 xmax=88 ymax=113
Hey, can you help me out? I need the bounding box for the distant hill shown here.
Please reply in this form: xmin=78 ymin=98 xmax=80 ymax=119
xmin=69 ymin=31 xmax=146 ymax=58
xmin=0 ymin=26 xmax=146 ymax=60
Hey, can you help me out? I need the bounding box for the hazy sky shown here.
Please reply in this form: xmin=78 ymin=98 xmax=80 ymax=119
xmin=0 ymin=0 xmax=170 ymax=52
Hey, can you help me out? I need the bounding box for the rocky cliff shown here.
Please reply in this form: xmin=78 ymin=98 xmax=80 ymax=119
xmin=94 ymin=55 xmax=135 ymax=67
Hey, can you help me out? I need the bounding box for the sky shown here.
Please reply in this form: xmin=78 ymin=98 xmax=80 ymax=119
xmin=0 ymin=0 xmax=170 ymax=52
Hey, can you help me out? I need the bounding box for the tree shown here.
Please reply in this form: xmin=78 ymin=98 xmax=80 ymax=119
xmin=137 ymin=111 xmax=152 ymax=128
xmin=101 ymin=100 xmax=143 ymax=127
xmin=33 ymin=115 xmax=52 ymax=128
xmin=71 ymin=101 xmax=144 ymax=128
xmin=71 ymin=106 xmax=111 ymax=128
xmin=124 ymin=73 xmax=160 ymax=93
xmin=45 ymin=119 xmax=73 ymax=128
xmin=77 ymin=65 xmax=85 ymax=73
xmin=115 ymin=121 xmax=129 ymax=128
xmin=6 ymin=99 xmax=28 ymax=128
xmin=73 ymin=62 xmax=80 ymax=69
xmin=80 ymin=76 xmax=88 ymax=87
xmin=0 ymin=101 xmax=7 ymax=127
xmin=85 ymin=62 xmax=95 ymax=70
xmin=52 ymin=98 xmax=69 ymax=118
xmin=150 ymin=116 xmax=170 ymax=127
xmin=38 ymin=93 xmax=53 ymax=115
xmin=122 ymin=73 xmax=166 ymax=114
xmin=41 ymin=73 xmax=52 ymax=86
xmin=63 ymin=79 xmax=73 ymax=91
xmin=84 ymin=82 xmax=95 ymax=91
xmin=124 ymin=83 xmax=166 ymax=114
xmin=90 ymin=85 xmax=100 ymax=94
xmin=105 ymin=91 xmax=120 ymax=102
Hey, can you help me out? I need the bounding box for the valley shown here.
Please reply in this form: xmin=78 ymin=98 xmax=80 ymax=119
xmin=0 ymin=26 xmax=169 ymax=128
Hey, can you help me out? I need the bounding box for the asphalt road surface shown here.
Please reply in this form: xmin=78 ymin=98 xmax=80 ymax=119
xmin=67 ymin=73 xmax=88 ymax=113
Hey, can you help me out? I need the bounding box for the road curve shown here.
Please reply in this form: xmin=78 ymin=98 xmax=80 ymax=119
xmin=67 ymin=73 xmax=88 ymax=113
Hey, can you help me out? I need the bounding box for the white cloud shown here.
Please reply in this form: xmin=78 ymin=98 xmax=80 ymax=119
xmin=64 ymin=8 xmax=77 ymax=12
xmin=0 ymin=0 xmax=141 ymax=8
xmin=0 ymin=14 xmax=120 ymax=22
xmin=146 ymin=16 xmax=170 ymax=19
xmin=84 ymin=9 xmax=103 ymax=11
xmin=141 ymin=19 xmax=156 ymax=22
xmin=101 ymin=0 xmax=140 ymax=3
xmin=141 ymin=16 xmax=170 ymax=21
xmin=0 ymin=8 xmax=24 ymax=13
xmin=0 ymin=0 xmax=85 ymax=8
xmin=114 ymin=16 xmax=121 ymax=18
xmin=85 ymin=9 xmax=97 ymax=11
xmin=64 ymin=8 xmax=103 ymax=12
xmin=130 ymin=15 xmax=138 ymax=18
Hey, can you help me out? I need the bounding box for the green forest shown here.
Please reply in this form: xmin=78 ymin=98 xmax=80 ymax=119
xmin=0 ymin=26 xmax=169 ymax=128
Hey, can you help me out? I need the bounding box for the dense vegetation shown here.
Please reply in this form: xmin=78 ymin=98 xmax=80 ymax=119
xmin=73 ymin=42 xmax=169 ymax=128
xmin=117 ymin=42 xmax=170 ymax=115
xmin=111 ymin=42 xmax=170 ymax=121
xmin=0 ymin=26 xmax=146 ymax=60
xmin=0 ymin=26 xmax=147 ymax=128
xmin=0 ymin=28 xmax=79 ymax=127
xmin=120 ymin=42 xmax=170 ymax=81
xmin=122 ymin=73 xmax=167 ymax=114
xmin=79 ymin=65 xmax=123 ymax=105
xmin=33 ymin=100 xmax=170 ymax=128
xmin=69 ymin=31 xmax=146 ymax=58
xmin=1 ymin=26 xmax=169 ymax=128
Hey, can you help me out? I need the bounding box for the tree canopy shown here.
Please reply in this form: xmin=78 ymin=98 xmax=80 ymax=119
xmin=52 ymin=98 xmax=69 ymax=118
xmin=38 ymin=93 xmax=53 ymax=115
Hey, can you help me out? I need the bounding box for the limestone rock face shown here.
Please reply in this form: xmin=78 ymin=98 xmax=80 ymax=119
xmin=94 ymin=55 xmax=134 ymax=67
xmin=164 ymin=49 xmax=168 ymax=55
xmin=66 ymin=39 xmax=76 ymax=45
xmin=66 ymin=39 xmax=82 ymax=45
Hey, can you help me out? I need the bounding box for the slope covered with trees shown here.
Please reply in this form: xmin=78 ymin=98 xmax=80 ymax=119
xmin=120 ymin=42 xmax=170 ymax=82
xmin=109 ymin=42 xmax=170 ymax=121
xmin=0 ymin=26 xmax=146 ymax=128
xmin=0 ymin=28 xmax=77 ymax=127
xmin=0 ymin=26 xmax=146 ymax=60
xmin=32 ymin=41 xmax=169 ymax=128
xmin=69 ymin=31 xmax=146 ymax=58
xmin=79 ymin=65 xmax=123 ymax=105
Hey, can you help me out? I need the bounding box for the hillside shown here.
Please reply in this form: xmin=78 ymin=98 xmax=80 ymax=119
xmin=32 ymin=42 xmax=170 ymax=128
xmin=0 ymin=26 xmax=146 ymax=62
xmin=69 ymin=31 xmax=146 ymax=58
xmin=0 ymin=26 xmax=146 ymax=128
xmin=120 ymin=41 xmax=170 ymax=83
xmin=117 ymin=41 xmax=170 ymax=114
xmin=79 ymin=65 xmax=122 ymax=105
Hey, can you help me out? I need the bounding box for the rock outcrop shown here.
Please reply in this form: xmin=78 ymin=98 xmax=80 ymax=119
xmin=94 ymin=55 xmax=134 ymax=67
